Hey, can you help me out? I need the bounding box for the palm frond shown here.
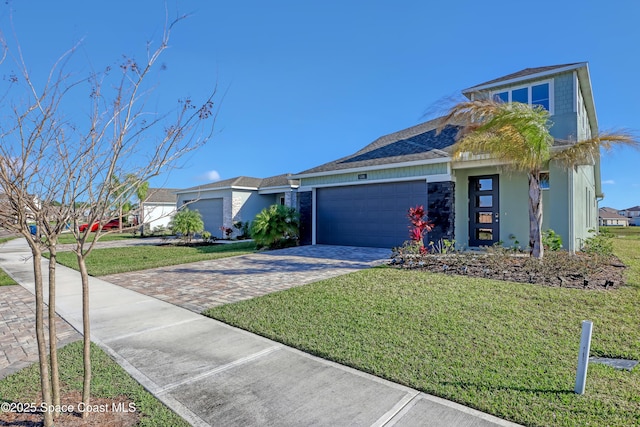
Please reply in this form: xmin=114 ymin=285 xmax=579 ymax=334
xmin=551 ymin=131 xmax=639 ymax=167
xmin=444 ymin=99 xmax=554 ymax=172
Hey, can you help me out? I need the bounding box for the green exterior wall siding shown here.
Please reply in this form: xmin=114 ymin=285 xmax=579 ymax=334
xmin=300 ymin=162 xmax=448 ymax=187
xmin=454 ymin=163 xmax=577 ymax=251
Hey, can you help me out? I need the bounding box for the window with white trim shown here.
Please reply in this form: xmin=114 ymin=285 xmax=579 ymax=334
xmin=493 ymin=81 xmax=553 ymax=113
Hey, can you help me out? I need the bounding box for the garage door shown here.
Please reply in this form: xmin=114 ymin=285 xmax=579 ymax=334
xmin=187 ymin=198 xmax=224 ymax=237
xmin=316 ymin=181 xmax=427 ymax=248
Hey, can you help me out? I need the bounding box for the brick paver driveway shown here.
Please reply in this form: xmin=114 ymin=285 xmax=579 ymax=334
xmin=103 ymin=245 xmax=391 ymax=313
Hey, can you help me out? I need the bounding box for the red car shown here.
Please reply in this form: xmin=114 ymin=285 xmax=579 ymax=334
xmin=79 ymin=219 xmax=120 ymax=232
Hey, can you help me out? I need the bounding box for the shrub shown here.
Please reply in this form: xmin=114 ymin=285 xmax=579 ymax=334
xmin=407 ymin=205 xmax=434 ymax=254
xmin=234 ymin=221 xmax=251 ymax=239
xmin=429 ymin=238 xmax=457 ymax=254
xmin=250 ymin=205 xmax=300 ymax=249
xmin=582 ymin=229 xmax=614 ymax=256
xmin=542 ymin=229 xmax=563 ymax=251
xmin=169 ymin=208 xmax=204 ymax=242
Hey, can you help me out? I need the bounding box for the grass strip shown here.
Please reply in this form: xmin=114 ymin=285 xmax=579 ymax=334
xmin=52 ymin=241 xmax=256 ymax=276
xmin=205 ymin=240 xmax=640 ymax=427
xmin=0 ymin=268 xmax=17 ymax=286
xmin=0 ymin=341 xmax=189 ymax=426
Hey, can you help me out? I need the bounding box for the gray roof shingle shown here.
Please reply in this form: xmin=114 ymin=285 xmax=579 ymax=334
xmin=296 ymin=119 xmax=459 ymax=175
xmin=144 ymin=188 xmax=178 ymax=204
xmin=178 ymin=174 xmax=299 ymax=193
xmin=599 ymin=207 xmax=628 ymax=220
xmin=260 ymin=173 xmax=300 ymax=188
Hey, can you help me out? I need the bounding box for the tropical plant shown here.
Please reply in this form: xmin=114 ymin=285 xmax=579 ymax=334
xmin=542 ymin=229 xmax=563 ymax=251
xmin=170 ymin=208 xmax=205 ymax=242
xmin=250 ymin=204 xmax=300 ymax=249
xmin=439 ymin=98 xmax=637 ymax=258
xmin=219 ymin=226 xmax=233 ymax=239
xmin=407 ymin=205 xmax=433 ymax=254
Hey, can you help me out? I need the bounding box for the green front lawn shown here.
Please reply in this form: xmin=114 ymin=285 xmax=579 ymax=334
xmin=53 ymin=241 xmax=256 ymax=276
xmin=602 ymin=225 xmax=640 ymax=239
xmin=204 ymin=239 xmax=640 ymax=427
xmin=56 ymin=232 xmax=140 ymax=245
xmin=0 ymin=341 xmax=188 ymax=426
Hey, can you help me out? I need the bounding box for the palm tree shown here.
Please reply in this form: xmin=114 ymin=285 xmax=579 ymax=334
xmin=439 ymin=98 xmax=636 ymax=259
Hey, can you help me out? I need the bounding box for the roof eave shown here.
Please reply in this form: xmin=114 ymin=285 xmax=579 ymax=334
xmin=462 ymin=62 xmax=588 ymax=95
xmin=292 ymin=157 xmax=452 ymax=179
xmin=176 ymin=185 xmax=260 ymax=195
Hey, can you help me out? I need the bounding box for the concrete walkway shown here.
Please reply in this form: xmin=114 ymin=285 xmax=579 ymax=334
xmin=0 ymin=238 xmax=520 ymax=426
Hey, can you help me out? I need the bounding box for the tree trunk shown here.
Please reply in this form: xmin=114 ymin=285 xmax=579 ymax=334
xmin=47 ymin=245 xmax=61 ymax=412
xmin=32 ymin=247 xmax=54 ymax=427
xmin=77 ymin=253 xmax=92 ymax=419
xmin=528 ymin=172 xmax=544 ymax=259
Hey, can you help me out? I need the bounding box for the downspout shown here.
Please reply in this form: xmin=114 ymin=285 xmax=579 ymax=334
xmin=568 ymin=168 xmax=575 ymax=253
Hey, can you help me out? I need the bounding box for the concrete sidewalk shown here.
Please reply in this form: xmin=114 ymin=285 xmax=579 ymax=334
xmin=0 ymin=238 xmax=520 ymax=426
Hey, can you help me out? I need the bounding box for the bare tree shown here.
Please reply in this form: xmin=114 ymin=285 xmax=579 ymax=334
xmin=0 ymin=14 xmax=216 ymax=424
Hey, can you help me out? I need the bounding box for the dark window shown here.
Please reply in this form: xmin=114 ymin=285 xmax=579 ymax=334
xmin=512 ymin=87 xmax=529 ymax=104
xmin=532 ymin=83 xmax=550 ymax=110
xmin=540 ymin=172 xmax=550 ymax=190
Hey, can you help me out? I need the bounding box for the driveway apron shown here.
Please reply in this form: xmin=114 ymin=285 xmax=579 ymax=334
xmin=0 ymin=239 xmax=520 ymax=426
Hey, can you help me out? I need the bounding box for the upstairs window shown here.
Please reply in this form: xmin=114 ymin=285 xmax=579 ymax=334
xmin=493 ymin=81 xmax=552 ymax=113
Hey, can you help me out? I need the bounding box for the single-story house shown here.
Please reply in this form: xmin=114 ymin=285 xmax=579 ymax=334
xmin=619 ymin=205 xmax=640 ymax=226
xmin=139 ymin=188 xmax=179 ymax=232
xmin=175 ymin=174 xmax=299 ymax=238
xmin=294 ymin=63 xmax=601 ymax=251
xmin=599 ymin=207 xmax=629 ymax=226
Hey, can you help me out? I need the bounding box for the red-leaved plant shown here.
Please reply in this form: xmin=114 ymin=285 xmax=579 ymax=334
xmin=408 ymin=205 xmax=433 ymax=254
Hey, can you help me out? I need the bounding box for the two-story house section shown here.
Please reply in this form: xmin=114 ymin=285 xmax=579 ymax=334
xmin=294 ymin=63 xmax=600 ymax=251
xmin=619 ymin=206 xmax=640 ymax=226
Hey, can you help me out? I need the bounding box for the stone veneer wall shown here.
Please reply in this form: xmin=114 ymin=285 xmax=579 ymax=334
xmin=298 ymin=191 xmax=312 ymax=245
xmin=285 ymin=191 xmax=297 ymax=208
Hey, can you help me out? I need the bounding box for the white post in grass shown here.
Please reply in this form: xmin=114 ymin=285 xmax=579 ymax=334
xmin=575 ymin=320 xmax=593 ymax=394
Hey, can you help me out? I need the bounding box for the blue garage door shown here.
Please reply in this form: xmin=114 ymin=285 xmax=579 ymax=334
xmin=316 ymin=181 xmax=427 ymax=248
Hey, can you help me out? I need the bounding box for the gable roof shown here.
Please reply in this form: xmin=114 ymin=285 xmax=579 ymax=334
xmin=599 ymin=207 xmax=629 ymax=220
xmin=144 ymin=188 xmax=178 ymax=204
xmin=462 ymin=63 xmax=586 ymax=93
xmin=622 ymin=205 xmax=640 ymax=212
xmin=295 ymin=119 xmax=458 ymax=176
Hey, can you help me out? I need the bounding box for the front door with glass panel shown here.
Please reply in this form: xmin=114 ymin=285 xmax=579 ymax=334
xmin=469 ymin=175 xmax=500 ymax=247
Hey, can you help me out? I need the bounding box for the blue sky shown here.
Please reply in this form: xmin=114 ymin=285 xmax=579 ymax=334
xmin=3 ymin=1 xmax=639 ymax=209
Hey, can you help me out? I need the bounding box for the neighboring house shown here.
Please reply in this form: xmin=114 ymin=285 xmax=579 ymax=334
xmin=175 ymin=174 xmax=299 ymax=238
xmin=599 ymin=207 xmax=629 ymax=226
xmin=140 ymin=188 xmax=178 ymax=232
xmin=619 ymin=205 xmax=640 ymax=226
xmin=294 ymin=63 xmax=601 ymax=251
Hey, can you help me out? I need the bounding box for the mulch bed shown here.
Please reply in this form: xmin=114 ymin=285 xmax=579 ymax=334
xmin=389 ymin=250 xmax=627 ymax=290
